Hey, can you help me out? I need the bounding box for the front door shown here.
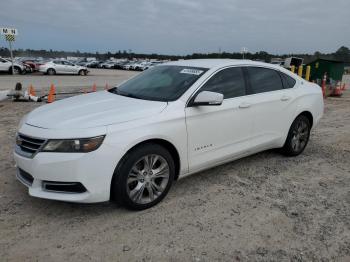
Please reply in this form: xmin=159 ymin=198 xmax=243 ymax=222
xmin=53 ymin=61 xmax=66 ymax=74
xmin=62 ymin=61 xmax=77 ymax=74
xmin=185 ymin=67 xmax=254 ymax=172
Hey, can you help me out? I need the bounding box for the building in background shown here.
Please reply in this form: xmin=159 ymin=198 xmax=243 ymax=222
xmin=306 ymin=58 xmax=345 ymax=82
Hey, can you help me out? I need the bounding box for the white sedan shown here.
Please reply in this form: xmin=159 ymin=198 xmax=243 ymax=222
xmin=0 ymin=57 xmax=25 ymax=74
xmin=14 ymin=59 xmax=323 ymax=210
xmin=39 ymin=60 xmax=89 ymax=75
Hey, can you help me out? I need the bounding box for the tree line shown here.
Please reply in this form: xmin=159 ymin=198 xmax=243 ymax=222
xmin=0 ymin=46 xmax=349 ymax=63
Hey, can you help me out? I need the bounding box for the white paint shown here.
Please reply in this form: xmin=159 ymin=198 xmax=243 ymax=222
xmin=13 ymin=59 xmax=324 ymax=204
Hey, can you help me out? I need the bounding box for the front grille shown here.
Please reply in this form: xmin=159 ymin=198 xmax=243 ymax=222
xmin=15 ymin=133 xmax=46 ymax=158
xmin=42 ymin=181 xmax=87 ymax=194
xmin=16 ymin=168 xmax=34 ymax=186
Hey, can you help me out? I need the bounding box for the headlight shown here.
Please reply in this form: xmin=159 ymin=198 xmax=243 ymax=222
xmin=41 ymin=136 xmax=105 ymax=153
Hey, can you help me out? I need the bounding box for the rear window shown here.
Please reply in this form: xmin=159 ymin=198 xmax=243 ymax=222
xmin=247 ymin=67 xmax=284 ymax=94
xmin=280 ymin=72 xmax=296 ymax=89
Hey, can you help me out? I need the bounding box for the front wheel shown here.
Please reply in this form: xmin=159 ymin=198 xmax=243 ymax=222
xmin=111 ymin=144 xmax=175 ymax=210
xmin=78 ymin=70 xmax=86 ymax=76
xmin=281 ymin=115 xmax=311 ymax=156
xmin=10 ymin=66 xmax=21 ymax=75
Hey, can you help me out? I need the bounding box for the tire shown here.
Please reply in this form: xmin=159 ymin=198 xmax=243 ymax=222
xmin=281 ymin=115 xmax=311 ymax=156
xmin=111 ymin=143 xmax=175 ymax=210
xmin=78 ymin=70 xmax=86 ymax=76
xmin=10 ymin=66 xmax=21 ymax=75
xmin=47 ymin=68 xmax=56 ymax=75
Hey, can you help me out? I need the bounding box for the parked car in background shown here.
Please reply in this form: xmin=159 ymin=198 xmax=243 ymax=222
xmin=131 ymin=61 xmax=148 ymax=71
xmin=122 ymin=61 xmax=138 ymax=70
xmin=20 ymin=59 xmax=44 ymax=73
xmin=86 ymin=61 xmax=101 ymax=68
xmin=0 ymin=58 xmax=25 ymax=74
xmin=105 ymin=61 xmax=119 ymax=69
xmin=98 ymin=61 xmax=113 ymax=69
xmin=14 ymin=59 xmax=323 ymax=210
xmin=112 ymin=60 xmax=127 ymax=69
xmin=39 ymin=60 xmax=89 ymax=75
xmin=138 ymin=61 xmax=163 ymax=71
xmin=22 ymin=61 xmax=37 ymax=72
xmin=74 ymin=61 xmax=86 ymax=66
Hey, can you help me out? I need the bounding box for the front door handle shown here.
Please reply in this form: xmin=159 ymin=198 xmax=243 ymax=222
xmin=239 ymin=102 xmax=251 ymax=109
xmin=281 ymin=96 xmax=291 ymax=101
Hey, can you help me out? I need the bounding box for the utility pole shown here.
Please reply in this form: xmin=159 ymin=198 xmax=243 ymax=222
xmin=241 ymin=47 xmax=248 ymax=59
xmin=9 ymin=39 xmax=14 ymax=75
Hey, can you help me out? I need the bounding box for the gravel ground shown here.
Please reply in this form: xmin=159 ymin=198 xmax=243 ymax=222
xmin=0 ymin=84 xmax=349 ymax=261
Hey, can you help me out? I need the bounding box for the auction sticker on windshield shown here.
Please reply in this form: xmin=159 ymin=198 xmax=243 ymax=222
xmin=180 ymin=68 xmax=204 ymax=75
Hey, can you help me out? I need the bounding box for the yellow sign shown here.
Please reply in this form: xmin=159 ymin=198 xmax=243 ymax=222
xmin=5 ymin=34 xmax=15 ymax=42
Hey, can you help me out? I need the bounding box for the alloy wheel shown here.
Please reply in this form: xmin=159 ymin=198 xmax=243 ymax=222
xmin=13 ymin=67 xmax=20 ymax=74
xmin=291 ymin=120 xmax=309 ymax=152
xmin=126 ymin=154 xmax=170 ymax=204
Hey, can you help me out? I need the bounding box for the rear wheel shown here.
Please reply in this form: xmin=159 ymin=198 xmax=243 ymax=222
xmin=78 ymin=70 xmax=86 ymax=76
xmin=47 ymin=68 xmax=56 ymax=75
xmin=282 ymin=115 xmax=311 ymax=156
xmin=111 ymin=143 xmax=175 ymax=210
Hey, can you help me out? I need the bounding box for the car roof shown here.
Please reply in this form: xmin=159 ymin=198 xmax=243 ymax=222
xmin=164 ymin=59 xmax=281 ymax=70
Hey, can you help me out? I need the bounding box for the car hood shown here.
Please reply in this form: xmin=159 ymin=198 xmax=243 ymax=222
xmin=26 ymin=91 xmax=168 ymax=129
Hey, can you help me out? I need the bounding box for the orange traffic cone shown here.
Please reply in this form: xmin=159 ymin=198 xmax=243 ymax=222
xmin=47 ymin=84 xmax=56 ymax=103
xmin=331 ymin=82 xmax=342 ymax=97
xmin=92 ymin=83 xmax=97 ymax=92
xmin=29 ymin=85 xmax=36 ymax=96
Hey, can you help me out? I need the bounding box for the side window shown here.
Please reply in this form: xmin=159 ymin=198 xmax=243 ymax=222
xmin=200 ymin=67 xmax=245 ymax=99
xmin=280 ymin=72 xmax=296 ymax=89
xmin=247 ymin=67 xmax=284 ymax=94
xmin=53 ymin=61 xmax=61 ymax=65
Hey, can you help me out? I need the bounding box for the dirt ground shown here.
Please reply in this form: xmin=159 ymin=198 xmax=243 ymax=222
xmin=0 ymin=86 xmax=349 ymax=261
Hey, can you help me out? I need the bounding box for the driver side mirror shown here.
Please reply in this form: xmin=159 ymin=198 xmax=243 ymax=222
xmin=190 ymin=91 xmax=224 ymax=106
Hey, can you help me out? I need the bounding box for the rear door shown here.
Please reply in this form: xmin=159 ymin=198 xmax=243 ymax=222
xmin=244 ymin=66 xmax=297 ymax=149
xmin=185 ymin=67 xmax=254 ymax=172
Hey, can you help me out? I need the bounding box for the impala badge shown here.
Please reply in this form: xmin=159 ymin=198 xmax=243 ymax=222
xmin=195 ymin=144 xmax=213 ymax=151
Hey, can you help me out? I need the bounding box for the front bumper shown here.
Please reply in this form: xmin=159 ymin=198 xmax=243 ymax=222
xmin=14 ymin=140 xmax=120 ymax=203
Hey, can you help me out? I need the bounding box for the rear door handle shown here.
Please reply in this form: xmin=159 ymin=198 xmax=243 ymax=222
xmin=239 ymin=102 xmax=251 ymax=109
xmin=281 ymin=96 xmax=291 ymax=101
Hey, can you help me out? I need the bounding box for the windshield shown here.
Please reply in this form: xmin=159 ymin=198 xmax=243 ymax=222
xmin=109 ymin=65 xmax=208 ymax=102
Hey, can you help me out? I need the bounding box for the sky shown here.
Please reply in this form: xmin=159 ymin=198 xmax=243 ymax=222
xmin=0 ymin=0 xmax=349 ymax=55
